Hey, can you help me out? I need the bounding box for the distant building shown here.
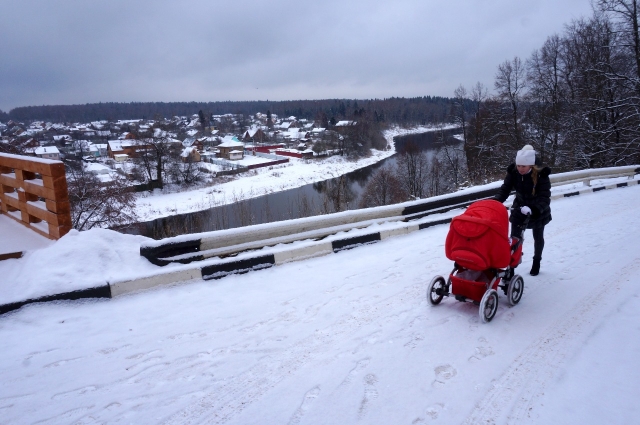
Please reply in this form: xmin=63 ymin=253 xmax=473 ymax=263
xmin=217 ymin=136 xmax=244 ymax=160
xmin=34 ymin=146 xmax=60 ymax=160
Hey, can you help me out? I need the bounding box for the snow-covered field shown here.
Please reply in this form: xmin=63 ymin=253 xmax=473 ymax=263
xmin=1 ymin=182 xmax=639 ymax=424
xmin=135 ymin=125 xmax=457 ymax=222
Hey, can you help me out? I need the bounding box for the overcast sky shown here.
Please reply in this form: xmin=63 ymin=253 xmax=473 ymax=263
xmin=0 ymin=0 xmax=594 ymax=113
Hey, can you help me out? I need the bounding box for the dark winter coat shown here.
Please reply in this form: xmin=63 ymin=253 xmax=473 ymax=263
xmin=495 ymin=163 xmax=552 ymax=229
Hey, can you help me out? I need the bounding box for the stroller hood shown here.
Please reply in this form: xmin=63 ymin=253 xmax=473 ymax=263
xmin=445 ymin=200 xmax=511 ymax=270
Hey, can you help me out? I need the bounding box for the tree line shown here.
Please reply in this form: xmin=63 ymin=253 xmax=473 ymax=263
xmin=3 ymin=97 xmax=465 ymax=127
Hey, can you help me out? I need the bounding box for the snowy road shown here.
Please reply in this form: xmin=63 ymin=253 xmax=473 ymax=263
xmin=1 ymin=184 xmax=640 ymax=424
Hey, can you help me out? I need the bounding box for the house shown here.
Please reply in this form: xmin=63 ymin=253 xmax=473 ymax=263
xmin=53 ymin=135 xmax=72 ymax=143
xmin=118 ymin=132 xmax=136 ymax=140
xmin=276 ymin=121 xmax=298 ymax=130
xmin=182 ymin=137 xmax=204 ymax=151
xmin=74 ymin=140 xmax=100 ymax=157
xmin=107 ymin=140 xmax=129 ymax=158
xmin=84 ymin=163 xmax=115 ymax=182
xmin=181 ymin=146 xmax=201 ymax=163
xmin=242 ymin=127 xmax=267 ymax=143
xmin=217 ymin=136 xmax=244 ymax=160
xmin=34 ymin=146 xmax=60 ymax=160
xmin=283 ymin=129 xmax=311 ymax=141
xmin=94 ymin=143 xmax=108 ymax=157
xmin=107 ymin=139 xmax=153 ymax=159
xmin=229 ymin=150 xmax=243 ymax=160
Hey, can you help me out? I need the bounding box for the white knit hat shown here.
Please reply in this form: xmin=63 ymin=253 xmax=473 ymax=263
xmin=516 ymin=145 xmax=536 ymax=166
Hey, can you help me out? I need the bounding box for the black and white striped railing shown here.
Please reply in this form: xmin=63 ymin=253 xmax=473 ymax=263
xmin=1 ymin=165 xmax=638 ymax=315
xmin=139 ymin=186 xmax=501 ymax=267
xmin=140 ymin=165 xmax=640 ymax=268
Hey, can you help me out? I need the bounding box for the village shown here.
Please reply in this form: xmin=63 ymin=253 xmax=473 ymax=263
xmin=0 ymin=112 xmax=403 ymax=228
xmin=0 ymin=112 xmax=376 ymax=185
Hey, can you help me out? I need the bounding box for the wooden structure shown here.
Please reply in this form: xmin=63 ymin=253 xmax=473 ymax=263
xmin=0 ymin=153 xmax=72 ymax=239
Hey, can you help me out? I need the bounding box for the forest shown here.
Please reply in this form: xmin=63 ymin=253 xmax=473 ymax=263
xmin=0 ymin=97 xmax=464 ymax=127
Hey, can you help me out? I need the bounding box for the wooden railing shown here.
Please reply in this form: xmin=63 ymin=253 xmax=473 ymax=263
xmin=0 ymin=153 xmax=72 ymax=239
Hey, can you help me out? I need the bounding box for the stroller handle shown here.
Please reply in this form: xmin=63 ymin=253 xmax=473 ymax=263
xmin=509 ymin=207 xmax=532 ymax=244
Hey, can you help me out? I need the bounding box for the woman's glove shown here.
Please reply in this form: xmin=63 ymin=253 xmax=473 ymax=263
xmin=520 ymin=206 xmax=532 ymax=215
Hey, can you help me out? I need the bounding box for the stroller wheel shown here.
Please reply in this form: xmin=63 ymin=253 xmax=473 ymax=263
xmin=479 ymin=290 xmax=499 ymax=323
xmin=507 ymin=275 xmax=524 ymax=306
xmin=427 ymin=276 xmax=446 ymax=305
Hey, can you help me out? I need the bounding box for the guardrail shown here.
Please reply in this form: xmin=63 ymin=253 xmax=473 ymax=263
xmin=549 ymin=165 xmax=638 ymax=187
xmin=139 ymin=184 xmax=504 ymax=266
xmin=141 ymin=165 xmax=639 ymax=267
xmin=2 ymin=164 xmax=638 ymax=314
xmin=0 ymin=153 xmax=72 ymax=239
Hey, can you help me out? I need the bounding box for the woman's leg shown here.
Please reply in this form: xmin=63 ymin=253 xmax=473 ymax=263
xmin=532 ymin=225 xmax=545 ymax=261
xmin=530 ymin=225 xmax=545 ymax=275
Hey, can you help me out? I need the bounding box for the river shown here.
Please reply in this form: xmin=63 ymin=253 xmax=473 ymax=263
xmin=119 ymin=128 xmax=462 ymax=239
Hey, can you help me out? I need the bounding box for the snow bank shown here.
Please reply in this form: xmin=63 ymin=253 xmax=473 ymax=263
xmin=0 ymin=229 xmax=157 ymax=304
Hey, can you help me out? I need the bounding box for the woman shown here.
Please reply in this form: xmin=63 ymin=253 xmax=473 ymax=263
xmin=495 ymin=145 xmax=552 ymax=276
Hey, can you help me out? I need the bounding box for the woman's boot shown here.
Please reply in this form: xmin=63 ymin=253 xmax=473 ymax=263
xmin=530 ymin=258 xmax=540 ymax=276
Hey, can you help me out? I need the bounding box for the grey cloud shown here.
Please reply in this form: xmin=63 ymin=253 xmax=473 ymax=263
xmin=0 ymin=0 xmax=593 ymax=112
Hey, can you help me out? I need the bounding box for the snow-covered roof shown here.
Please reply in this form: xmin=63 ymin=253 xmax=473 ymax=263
xmin=84 ymin=162 xmax=112 ymax=174
xmin=181 ymin=146 xmax=197 ymax=157
xmin=335 ymin=120 xmax=356 ymax=126
xmin=219 ymin=140 xmax=244 ymax=148
xmin=108 ymin=140 xmax=134 ymax=151
xmin=34 ymin=146 xmax=60 ymax=155
xmin=244 ymin=127 xmax=262 ymax=138
xmin=182 ymin=137 xmax=197 ymax=147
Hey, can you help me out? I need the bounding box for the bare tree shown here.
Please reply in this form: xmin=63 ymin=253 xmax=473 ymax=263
xmin=359 ymin=167 xmax=405 ymax=208
xmin=319 ymin=175 xmax=355 ymax=213
xmin=132 ymin=137 xmax=178 ymax=189
xmin=395 ymin=142 xmax=429 ymax=199
xmin=453 ymin=84 xmax=468 ymax=145
xmin=596 ymin=0 xmax=640 ymax=86
xmin=494 ymin=56 xmax=527 ymax=148
xmin=437 ymin=124 xmax=467 ymax=189
xmin=526 ymin=34 xmax=565 ymax=166
xmin=67 ymin=165 xmax=137 ymax=230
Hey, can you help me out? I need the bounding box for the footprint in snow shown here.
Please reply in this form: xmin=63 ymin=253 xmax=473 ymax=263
xmin=432 ymin=364 xmax=457 ymax=387
xmin=287 ymin=386 xmax=320 ymax=425
xmin=358 ymin=374 xmax=379 ymax=418
xmin=469 ymin=346 xmax=495 ymax=363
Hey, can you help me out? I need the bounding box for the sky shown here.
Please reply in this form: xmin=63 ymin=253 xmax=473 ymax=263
xmin=0 ymin=0 xmax=594 ymax=113
xmin=1 ymin=175 xmax=639 ymax=424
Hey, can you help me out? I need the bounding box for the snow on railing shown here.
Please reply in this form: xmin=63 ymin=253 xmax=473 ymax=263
xmin=0 ymin=153 xmax=72 ymax=239
xmin=549 ymin=165 xmax=639 ymax=187
xmin=140 ymin=165 xmax=640 ymax=266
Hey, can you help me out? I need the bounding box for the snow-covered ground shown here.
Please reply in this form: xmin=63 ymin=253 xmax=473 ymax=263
xmin=135 ymin=125 xmax=457 ymax=222
xmin=1 ymin=181 xmax=639 ymax=424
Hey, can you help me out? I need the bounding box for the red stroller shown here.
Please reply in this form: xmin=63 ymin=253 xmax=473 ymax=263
xmin=427 ymin=200 xmax=528 ymax=322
